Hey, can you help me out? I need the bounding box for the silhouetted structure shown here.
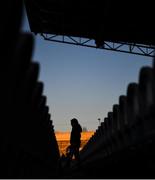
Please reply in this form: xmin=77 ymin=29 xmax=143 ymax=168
xmin=24 ymin=0 xmax=155 ymax=57
xmin=0 ymin=0 xmax=60 ymax=178
xmin=25 ymin=0 xmax=155 ymax=46
xmin=1 ymin=0 xmax=155 ymax=179
xmin=73 ymin=59 xmax=155 ymax=178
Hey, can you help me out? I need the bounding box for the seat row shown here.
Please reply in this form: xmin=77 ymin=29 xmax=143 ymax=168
xmin=79 ymin=58 xmax=155 ymax=178
xmin=0 ymin=1 xmax=60 ymax=178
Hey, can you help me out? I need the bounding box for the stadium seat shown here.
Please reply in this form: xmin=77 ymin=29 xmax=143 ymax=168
xmin=127 ymin=83 xmax=141 ymax=144
xmin=138 ymin=67 xmax=154 ymax=138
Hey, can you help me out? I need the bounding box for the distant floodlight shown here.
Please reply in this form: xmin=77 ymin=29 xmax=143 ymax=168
xmin=98 ymin=118 xmax=101 ymax=126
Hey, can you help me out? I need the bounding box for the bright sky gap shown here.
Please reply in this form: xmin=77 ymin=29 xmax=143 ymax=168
xmin=22 ymin=9 xmax=152 ymax=131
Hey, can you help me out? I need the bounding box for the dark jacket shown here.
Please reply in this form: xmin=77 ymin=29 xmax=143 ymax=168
xmin=70 ymin=123 xmax=82 ymax=147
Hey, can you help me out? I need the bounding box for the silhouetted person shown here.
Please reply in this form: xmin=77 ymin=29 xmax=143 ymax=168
xmin=66 ymin=118 xmax=82 ymax=168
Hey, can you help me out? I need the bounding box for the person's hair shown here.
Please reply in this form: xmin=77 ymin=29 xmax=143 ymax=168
xmin=71 ymin=118 xmax=78 ymax=124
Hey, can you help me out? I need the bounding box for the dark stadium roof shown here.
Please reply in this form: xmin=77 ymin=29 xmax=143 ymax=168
xmin=25 ymin=0 xmax=155 ymax=46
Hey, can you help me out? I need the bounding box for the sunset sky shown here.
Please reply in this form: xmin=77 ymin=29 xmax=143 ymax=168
xmin=22 ymin=8 xmax=152 ymax=132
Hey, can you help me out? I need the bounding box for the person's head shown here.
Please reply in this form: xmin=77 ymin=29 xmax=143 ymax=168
xmin=71 ymin=118 xmax=78 ymax=127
